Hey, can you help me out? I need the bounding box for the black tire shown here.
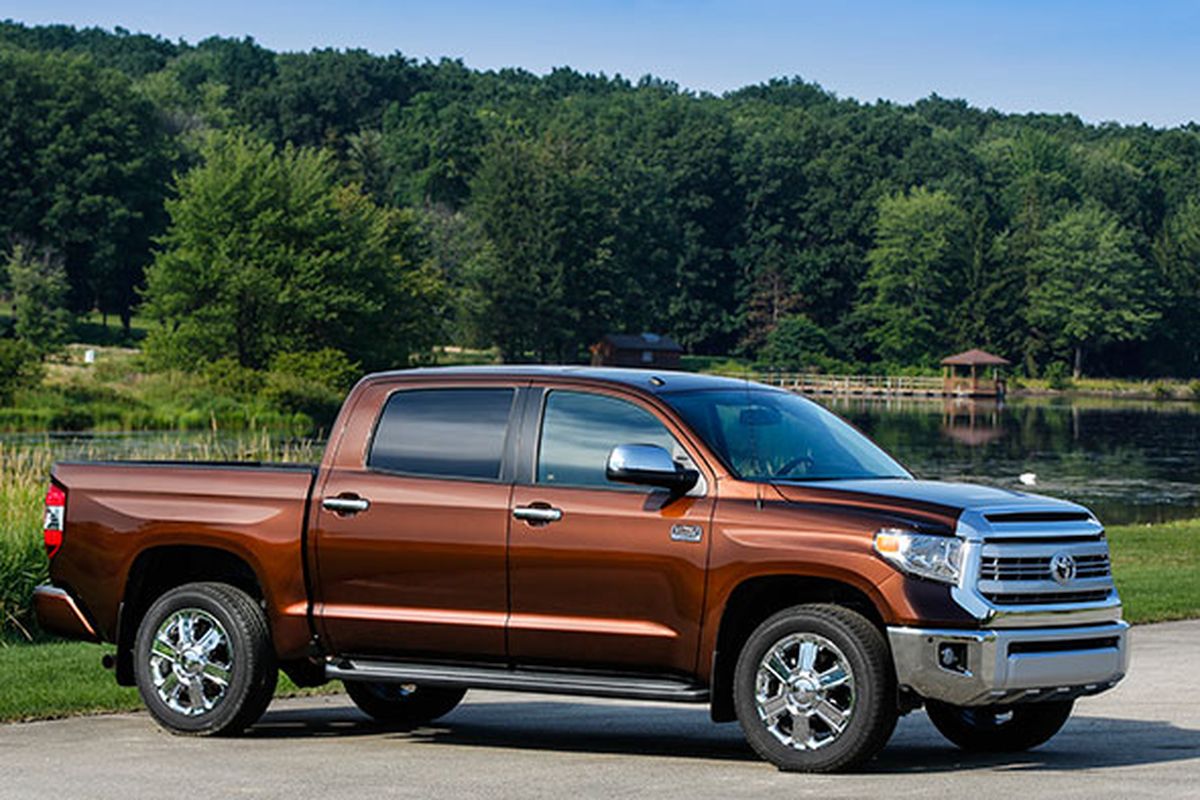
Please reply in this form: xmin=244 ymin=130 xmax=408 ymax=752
xmin=343 ymin=681 xmax=466 ymax=726
xmin=133 ymin=582 xmax=277 ymax=736
xmin=926 ymin=699 xmax=1074 ymax=752
xmin=732 ymin=604 xmax=898 ymax=773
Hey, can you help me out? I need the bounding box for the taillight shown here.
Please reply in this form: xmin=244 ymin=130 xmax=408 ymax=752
xmin=44 ymin=483 xmax=65 ymax=559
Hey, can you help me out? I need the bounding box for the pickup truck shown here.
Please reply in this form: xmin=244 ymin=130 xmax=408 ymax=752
xmin=34 ymin=367 xmax=1129 ymax=772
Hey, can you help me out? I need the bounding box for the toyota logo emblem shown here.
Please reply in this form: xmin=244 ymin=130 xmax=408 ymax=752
xmin=1050 ymin=552 xmax=1077 ymax=585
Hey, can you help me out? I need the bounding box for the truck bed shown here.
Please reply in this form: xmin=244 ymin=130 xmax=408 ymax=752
xmin=49 ymin=460 xmax=319 ymax=660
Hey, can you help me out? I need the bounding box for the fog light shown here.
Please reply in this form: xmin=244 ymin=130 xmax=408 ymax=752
xmin=938 ymin=642 xmax=969 ymax=673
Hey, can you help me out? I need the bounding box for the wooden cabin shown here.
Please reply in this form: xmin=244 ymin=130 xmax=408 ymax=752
xmin=590 ymin=333 xmax=683 ymax=369
xmin=941 ymin=348 xmax=1010 ymax=398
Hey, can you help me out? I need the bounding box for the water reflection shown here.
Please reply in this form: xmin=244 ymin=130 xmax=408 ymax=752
xmin=822 ymin=395 xmax=1200 ymax=525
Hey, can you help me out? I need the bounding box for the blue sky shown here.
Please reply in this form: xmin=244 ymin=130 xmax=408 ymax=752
xmin=6 ymin=1 xmax=1200 ymax=126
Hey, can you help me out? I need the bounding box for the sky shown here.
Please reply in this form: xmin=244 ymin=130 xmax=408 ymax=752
xmin=5 ymin=0 xmax=1200 ymax=127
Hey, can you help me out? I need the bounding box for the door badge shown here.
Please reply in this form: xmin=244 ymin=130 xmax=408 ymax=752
xmin=670 ymin=524 xmax=704 ymax=543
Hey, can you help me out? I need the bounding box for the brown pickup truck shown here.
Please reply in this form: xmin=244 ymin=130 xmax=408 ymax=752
xmin=35 ymin=367 xmax=1128 ymax=772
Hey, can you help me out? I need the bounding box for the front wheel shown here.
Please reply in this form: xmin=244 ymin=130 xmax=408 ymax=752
xmin=926 ymin=699 xmax=1074 ymax=752
xmin=343 ymin=681 xmax=466 ymax=727
xmin=733 ymin=604 xmax=898 ymax=772
xmin=133 ymin=582 xmax=277 ymax=736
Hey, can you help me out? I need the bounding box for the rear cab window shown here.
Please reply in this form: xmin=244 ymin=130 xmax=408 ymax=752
xmin=369 ymin=387 xmax=516 ymax=480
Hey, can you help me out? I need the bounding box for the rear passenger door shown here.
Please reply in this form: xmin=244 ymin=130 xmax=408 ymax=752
xmin=313 ymin=383 xmax=519 ymax=660
xmin=507 ymin=387 xmax=715 ymax=676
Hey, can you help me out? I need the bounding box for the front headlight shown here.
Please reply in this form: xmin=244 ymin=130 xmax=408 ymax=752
xmin=873 ymin=528 xmax=964 ymax=585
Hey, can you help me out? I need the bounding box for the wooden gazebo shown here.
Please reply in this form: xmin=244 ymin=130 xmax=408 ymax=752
xmin=941 ymin=348 xmax=1010 ymax=398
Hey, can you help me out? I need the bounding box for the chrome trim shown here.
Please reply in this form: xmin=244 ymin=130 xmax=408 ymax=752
xmin=950 ymin=506 xmax=1123 ymax=628
xmin=888 ymin=621 xmax=1129 ymax=706
xmin=512 ymin=506 xmax=564 ymax=523
xmin=325 ymin=659 xmax=709 ymax=702
xmin=322 ymin=496 xmax=370 ymax=514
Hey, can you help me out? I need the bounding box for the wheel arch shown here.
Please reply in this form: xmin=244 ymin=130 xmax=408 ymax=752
xmin=707 ymin=574 xmax=888 ymax=723
xmin=115 ymin=544 xmax=266 ymax=686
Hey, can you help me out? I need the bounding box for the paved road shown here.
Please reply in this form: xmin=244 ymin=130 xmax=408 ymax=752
xmin=2 ymin=620 xmax=1197 ymax=799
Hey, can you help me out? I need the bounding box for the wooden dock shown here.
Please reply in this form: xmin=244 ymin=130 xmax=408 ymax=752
xmin=720 ymin=372 xmax=947 ymax=397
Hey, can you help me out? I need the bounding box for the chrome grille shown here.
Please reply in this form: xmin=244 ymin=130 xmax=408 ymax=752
xmin=980 ymin=552 xmax=1111 ymax=582
xmin=974 ymin=536 xmax=1114 ymax=607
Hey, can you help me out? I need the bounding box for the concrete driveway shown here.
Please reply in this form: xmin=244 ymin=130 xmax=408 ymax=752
xmin=2 ymin=620 xmax=1197 ymax=799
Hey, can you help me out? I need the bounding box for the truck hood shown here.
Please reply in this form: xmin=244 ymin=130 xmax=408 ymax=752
xmin=769 ymin=479 xmax=1093 ymax=533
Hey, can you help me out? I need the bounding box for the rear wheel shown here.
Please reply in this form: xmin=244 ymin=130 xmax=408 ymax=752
xmin=926 ymin=699 xmax=1074 ymax=752
xmin=133 ymin=582 xmax=277 ymax=736
xmin=343 ymin=681 xmax=466 ymax=726
xmin=733 ymin=604 xmax=897 ymax=772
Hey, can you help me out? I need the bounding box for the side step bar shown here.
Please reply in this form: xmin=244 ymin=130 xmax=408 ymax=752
xmin=325 ymin=659 xmax=710 ymax=703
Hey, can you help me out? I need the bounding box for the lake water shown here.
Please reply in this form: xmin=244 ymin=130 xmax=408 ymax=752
xmin=6 ymin=395 xmax=1198 ymax=526
xmin=825 ymin=395 xmax=1200 ymax=526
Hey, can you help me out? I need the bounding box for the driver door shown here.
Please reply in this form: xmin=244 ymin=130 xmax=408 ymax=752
xmin=507 ymin=387 xmax=715 ymax=676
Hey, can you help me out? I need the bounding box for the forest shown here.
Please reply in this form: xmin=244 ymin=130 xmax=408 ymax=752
xmin=3 ymin=19 xmax=1200 ymax=383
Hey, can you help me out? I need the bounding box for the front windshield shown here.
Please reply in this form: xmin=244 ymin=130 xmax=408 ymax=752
xmin=662 ymin=388 xmax=911 ymax=482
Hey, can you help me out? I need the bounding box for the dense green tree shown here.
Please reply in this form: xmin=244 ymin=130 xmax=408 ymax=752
xmin=142 ymin=130 xmax=444 ymax=370
xmin=859 ymin=188 xmax=971 ymax=366
xmin=0 ymin=47 xmax=170 ymax=327
xmin=1026 ymin=204 xmax=1159 ymax=377
xmin=5 ymin=241 xmax=73 ymax=354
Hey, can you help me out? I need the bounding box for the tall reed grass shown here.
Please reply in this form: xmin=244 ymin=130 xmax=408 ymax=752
xmin=0 ymin=433 xmax=321 ymax=642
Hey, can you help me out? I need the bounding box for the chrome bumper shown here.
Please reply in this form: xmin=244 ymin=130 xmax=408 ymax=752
xmin=33 ymin=585 xmax=99 ymax=642
xmin=888 ymin=621 xmax=1129 ymax=706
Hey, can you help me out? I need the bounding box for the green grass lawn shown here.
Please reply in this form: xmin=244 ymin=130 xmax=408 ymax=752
xmin=0 ymin=519 xmax=1195 ymax=724
xmin=1107 ymin=518 xmax=1200 ymax=623
xmin=0 ymin=640 xmax=336 ymax=723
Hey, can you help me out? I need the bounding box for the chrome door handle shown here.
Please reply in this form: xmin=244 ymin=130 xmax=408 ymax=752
xmin=322 ymin=496 xmax=370 ymax=514
xmin=513 ymin=505 xmax=563 ymax=524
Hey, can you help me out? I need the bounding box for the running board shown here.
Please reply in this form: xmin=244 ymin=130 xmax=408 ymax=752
xmin=325 ymin=659 xmax=709 ymax=703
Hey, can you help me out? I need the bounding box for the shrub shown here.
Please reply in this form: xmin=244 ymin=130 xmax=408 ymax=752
xmin=1044 ymin=361 xmax=1073 ymax=391
xmin=758 ymin=315 xmax=845 ymax=372
xmin=1189 ymin=380 xmax=1200 ymax=401
xmin=1152 ymin=381 xmax=1174 ymax=401
xmin=269 ymin=349 xmax=361 ymax=393
xmin=0 ymin=340 xmax=44 ymax=405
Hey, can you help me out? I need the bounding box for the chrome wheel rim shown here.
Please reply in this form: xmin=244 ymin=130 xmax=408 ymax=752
xmin=755 ymin=632 xmax=855 ymax=750
xmin=148 ymin=609 xmax=234 ymax=716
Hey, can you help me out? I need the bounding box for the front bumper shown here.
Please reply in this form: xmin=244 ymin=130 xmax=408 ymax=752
xmin=888 ymin=621 xmax=1129 ymax=706
xmin=33 ymin=585 xmax=99 ymax=642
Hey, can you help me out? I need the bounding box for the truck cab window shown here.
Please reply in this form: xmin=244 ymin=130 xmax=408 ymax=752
xmin=369 ymin=388 xmax=515 ymax=479
xmin=537 ymin=390 xmax=683 ymax=488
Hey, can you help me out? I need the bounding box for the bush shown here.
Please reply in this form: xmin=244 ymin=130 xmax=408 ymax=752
xmin=0 ymin=340 xmax=44 ymax=405
xmin=1189 ymin=380 xmax=1200 ymax=401
xmin=1152 ymin=381 xmax=1174 ymax=400
xmin=269 ymin=349 xmax=361 ymax=393
xmin=1044 ymin=361 xmax=1073 ymax=391
xmin=203 ymin=357 xmax=266 ymax=399
xmin=758 ymin=315 xmax=844 ymax=372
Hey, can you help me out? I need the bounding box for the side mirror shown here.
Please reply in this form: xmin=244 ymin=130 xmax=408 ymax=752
xmin=606 ymin=444 xmax=699 ymax=495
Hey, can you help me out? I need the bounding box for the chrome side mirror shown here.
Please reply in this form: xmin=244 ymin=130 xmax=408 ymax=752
xmin=606 ymin=444 xmax=699 ymax=495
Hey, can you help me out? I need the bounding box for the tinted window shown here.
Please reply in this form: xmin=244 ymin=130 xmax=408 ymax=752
xmin=537 ymin=391 xmax=680 ymax=488
xmin=369 ymin=388 xmax=515 ymax=479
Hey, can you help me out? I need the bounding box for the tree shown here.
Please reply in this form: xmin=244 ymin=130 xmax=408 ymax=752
xmin=0 ymin=48 xmax=170 ymax=328
xmin=859 ymin=188 xmax=971 ymax=365
xmin=142 ymin=130 xmax=443 ymax=370
xmin=5 ymin=241 xmax=73 ymax=354
xmin=758 ymin=314 xmax=838 ymax=371
xmin=1027 ymin=204 xmax=1159 ymax=377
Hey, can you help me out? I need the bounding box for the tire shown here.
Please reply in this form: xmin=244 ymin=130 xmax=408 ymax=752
xmin=926 ymin=699 xmax=1074 ymax=752
xmin=133 ymin=582 xmax=277 ymax=736
xmin=343 ymin=680 xmax=467 ymax=727
xmin=732 ymin=604 xmax=898 ymax=773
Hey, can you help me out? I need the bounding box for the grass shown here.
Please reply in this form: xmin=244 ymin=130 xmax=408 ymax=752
xmin=1107 ymin=519 xmax=1200 ymax=623
xmin=0 ymin=640 xmax=336 ymax=723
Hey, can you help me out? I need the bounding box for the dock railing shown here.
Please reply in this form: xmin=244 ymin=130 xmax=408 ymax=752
xmin=714 ymin=372 xmax=945 ymax=396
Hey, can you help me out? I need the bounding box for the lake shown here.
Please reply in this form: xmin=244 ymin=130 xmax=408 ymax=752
xmin=5 ymin=394 xmax=1198 ymax=526
xmin=827 ymin=394 xmax=1200 ymax=526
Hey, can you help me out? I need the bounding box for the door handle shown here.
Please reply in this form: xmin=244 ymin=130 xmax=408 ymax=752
xmin=513 ymin=505 xmax=563 ymax=524
xmin=322 ymin=495 xmax=370 ymax=515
